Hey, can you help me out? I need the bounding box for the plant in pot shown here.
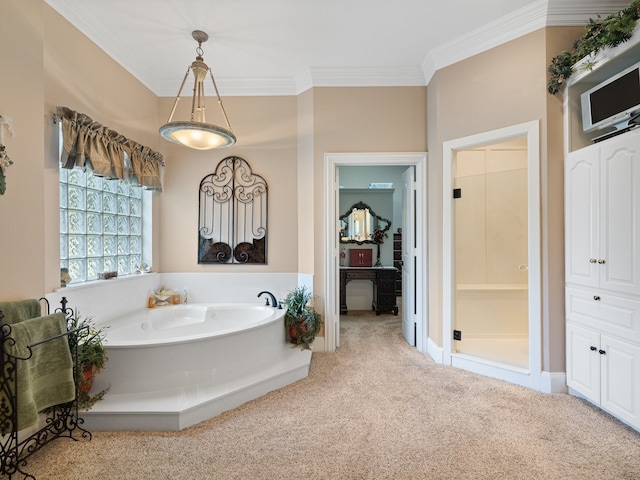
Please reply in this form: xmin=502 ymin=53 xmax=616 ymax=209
xmin=284 ymin=286 xmax=322 ymax=350
xmin=67 ymin=311 xmax=110 ymax=410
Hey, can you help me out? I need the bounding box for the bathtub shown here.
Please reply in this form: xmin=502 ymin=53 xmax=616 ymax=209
xmin=83 ymin=303 xmax=312 ymax=431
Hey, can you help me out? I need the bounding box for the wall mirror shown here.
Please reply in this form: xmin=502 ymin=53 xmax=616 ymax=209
xmin=339 ymin=201 xmax=391 ymax=244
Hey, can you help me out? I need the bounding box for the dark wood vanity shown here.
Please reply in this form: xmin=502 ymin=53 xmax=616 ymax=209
xmin=339 ymin=267 xmax=398 ymax=315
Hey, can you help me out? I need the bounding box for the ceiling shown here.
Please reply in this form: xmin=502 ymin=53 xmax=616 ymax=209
xmin=44 ymin=0 xmax=629 ymax=97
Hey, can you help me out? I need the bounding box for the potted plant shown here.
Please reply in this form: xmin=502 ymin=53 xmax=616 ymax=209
xmin=67 ymin=311 xmax=110 ymax=410
xmin=284 ymin=286 xmax=322 ymax=350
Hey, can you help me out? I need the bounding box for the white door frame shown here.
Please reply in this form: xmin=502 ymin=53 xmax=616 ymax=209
xmin=324 ymin=152 xmax=428 ymax=353
xmin=442 ymin=121 xmax=542 ymax=390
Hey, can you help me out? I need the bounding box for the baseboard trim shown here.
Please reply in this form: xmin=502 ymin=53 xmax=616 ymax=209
xmin=540 ymin=371 xmax=567 ymax=394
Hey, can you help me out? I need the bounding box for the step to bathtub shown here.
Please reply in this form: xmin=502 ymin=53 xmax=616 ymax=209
xmin=80 ymin=349 xmax=312 ymax=431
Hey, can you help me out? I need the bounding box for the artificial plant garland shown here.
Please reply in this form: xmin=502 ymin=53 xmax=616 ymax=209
xmin=548 ymin=0 xmax=640 ymax=95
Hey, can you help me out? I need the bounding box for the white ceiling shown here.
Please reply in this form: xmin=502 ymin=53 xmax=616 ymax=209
xmin=44 ymin=0 xmax=629 ymax=96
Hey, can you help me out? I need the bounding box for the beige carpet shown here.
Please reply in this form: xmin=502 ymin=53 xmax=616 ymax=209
xmin=25 ymin=310 xmax=640 ymax=479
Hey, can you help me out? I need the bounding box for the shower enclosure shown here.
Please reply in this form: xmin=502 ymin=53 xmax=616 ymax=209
xmin=453 ymin=140 xmax=529 ymax=368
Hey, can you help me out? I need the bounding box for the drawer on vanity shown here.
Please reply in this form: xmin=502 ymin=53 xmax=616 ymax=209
xmin=566 ymin=287 xmax=640 ymax=343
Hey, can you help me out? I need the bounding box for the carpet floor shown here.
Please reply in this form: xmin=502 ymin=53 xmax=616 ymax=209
xmin=24 ymin=309 xmax=640 ymax=479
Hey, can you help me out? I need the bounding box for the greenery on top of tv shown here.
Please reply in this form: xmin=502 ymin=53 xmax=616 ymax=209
xmin=548 ymin=1 xmax=640 ymax=95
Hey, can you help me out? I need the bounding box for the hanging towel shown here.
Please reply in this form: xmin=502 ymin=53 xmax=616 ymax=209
xmin=0 ymin=299 xmax=42 ymax=324
xmin=2 ymin=312 xmax=75 ymax=432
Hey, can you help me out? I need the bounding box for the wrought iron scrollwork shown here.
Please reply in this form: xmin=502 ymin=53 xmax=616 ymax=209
xmin=198 ymin=156 xmax=268 ymax=264
xmin=0 ymin=297 xmax=91 ymax=479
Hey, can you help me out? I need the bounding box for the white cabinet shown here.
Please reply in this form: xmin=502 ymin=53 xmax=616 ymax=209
xmin=565 ymin=130 xmax=640 ymax=431
xmin=566 ymin=323 xmax=640 ymax=428
xmin=565 ymin=131 xmax=640 ymax=296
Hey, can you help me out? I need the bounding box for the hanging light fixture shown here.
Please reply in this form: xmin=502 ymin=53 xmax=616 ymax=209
xmin=159 ymin=30 xmax=236 ymax=150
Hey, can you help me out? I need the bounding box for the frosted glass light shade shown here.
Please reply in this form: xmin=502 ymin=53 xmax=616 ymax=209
xmin=159 ymin=121 xmax=236 ymax=150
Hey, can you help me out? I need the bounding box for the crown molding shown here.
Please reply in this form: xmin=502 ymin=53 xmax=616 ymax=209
xmin=546 ymin=0 xmax=633 ymax=26
xmin=422 ymin=0 xmax=633 ymax=84
xmin=47 ymin=0 xmax=635 ymax=96
xmin=422 ymin=0 xmax=548 ymax=84
xmin=295 ymin=66 xmax=427 ymax=94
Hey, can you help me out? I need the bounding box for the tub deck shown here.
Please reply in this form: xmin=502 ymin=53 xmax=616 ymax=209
xmin=82 ymin=346 xmax=311 ymax=431
xmin=80 ymin=303 xmax=313 ymax=431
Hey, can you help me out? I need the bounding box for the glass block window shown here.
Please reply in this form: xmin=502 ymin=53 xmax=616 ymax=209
xmin=60 ymin=162 xmax=144 ymax=284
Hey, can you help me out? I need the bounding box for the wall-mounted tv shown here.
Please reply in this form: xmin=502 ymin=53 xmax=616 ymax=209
xmin=581 ymin=61 xmax=640 ymax=134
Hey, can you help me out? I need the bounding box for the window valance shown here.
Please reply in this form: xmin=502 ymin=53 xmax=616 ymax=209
xmin=55 ymin=106 xmax=163 ymax=191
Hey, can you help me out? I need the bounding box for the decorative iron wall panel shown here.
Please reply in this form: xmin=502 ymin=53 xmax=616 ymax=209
xmin=198 ymin=156 xmax=267 ymax=264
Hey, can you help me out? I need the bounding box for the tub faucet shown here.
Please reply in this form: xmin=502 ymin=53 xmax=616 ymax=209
xmin=258 ymin=291 xmax=280 ymax=308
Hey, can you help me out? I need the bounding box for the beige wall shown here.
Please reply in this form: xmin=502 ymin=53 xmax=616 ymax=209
xmin=310 ymin=86 xmax=428 ymax=314
xmin=427 ymin=28 xmax=583 ymax=372
xmin=1 ymin=2 xmax=587 ymax=374
xmin=0 ymin=1 xmax=45 ymax=299
xmin=158 ymin=95 xmax=299 ymax=272
xmin=42 ymin=5 xmax=161 ymax=293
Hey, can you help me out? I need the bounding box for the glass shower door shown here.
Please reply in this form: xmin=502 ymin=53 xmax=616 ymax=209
xmin=453 ymin=141 xmax=529 ymax=368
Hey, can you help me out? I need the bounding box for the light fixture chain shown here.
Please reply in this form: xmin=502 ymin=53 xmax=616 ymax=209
xmin=209 ymin=69 xmax=233 ymax=131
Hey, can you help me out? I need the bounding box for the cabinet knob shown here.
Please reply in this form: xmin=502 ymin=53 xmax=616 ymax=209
xmin=590 ymin=346 xmax=597 ymax=351
xmin=598 ymin=259 xmax=606 ymax=264
xmin=593 ymin=295 xmax=601 ymax=301
xmin=599 ymin=349 xmax=606 ymax=355
xmin=589 ymin=258 xmax=597 ymax=263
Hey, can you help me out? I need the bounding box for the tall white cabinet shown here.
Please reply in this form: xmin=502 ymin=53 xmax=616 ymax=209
xmin=565 ymin=131 xmax=640 ymax=430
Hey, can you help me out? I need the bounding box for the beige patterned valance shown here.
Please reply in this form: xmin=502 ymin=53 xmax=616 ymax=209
xmin=55 ymin=106 xmax=163 ymax=191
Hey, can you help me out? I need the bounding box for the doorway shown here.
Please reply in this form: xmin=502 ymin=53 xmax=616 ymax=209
xmin=443 ymin=121 xmax=542 ymax=389
xmin=324 ymin=153 xmax=428 ymax=353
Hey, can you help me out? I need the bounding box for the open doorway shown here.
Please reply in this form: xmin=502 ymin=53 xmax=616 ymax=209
xmin=324 ymin=153 xmax=428 ymax=353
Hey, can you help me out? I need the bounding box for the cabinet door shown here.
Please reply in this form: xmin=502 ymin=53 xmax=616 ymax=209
xmin=599 ymin=133 xmax=640 ymax=296
xmin=566 ymin=323 xmax=600 ymax=403
xmin=600 ymin=335 xmax=640 ymax=429
xmin=565 ymin=147 xmax=599 ymax=289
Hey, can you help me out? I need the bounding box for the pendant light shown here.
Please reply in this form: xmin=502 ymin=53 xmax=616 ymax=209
xmin=159 ymin=30 xmax=236 ymax=150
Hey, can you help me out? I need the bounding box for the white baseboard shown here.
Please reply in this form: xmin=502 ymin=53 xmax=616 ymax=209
xmin=540 ymin=371 xmax=567 ymax=394
xmin=426 ymin=337 xmax=444 ymax=364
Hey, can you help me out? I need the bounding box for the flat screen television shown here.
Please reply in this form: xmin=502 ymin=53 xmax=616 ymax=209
xmin=581 ymin=61 xmax=640 ymax=133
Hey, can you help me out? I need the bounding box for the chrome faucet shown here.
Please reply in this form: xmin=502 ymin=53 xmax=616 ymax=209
xmin=258 ymin=291 xmax=280 ymax=308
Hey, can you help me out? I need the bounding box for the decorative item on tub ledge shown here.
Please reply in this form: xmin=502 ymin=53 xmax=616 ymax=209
xmin=159 ymin=30 xmax=236 ymax=150
xmin=148 ymin=286 xmax=183 ymax=308
xmin=98 ymin=271 xmax=118 ymax=280
xmin=0 ymin=115 xmax=15 ymax=195
xmin=284 ymin=286 xmax=322 ymax=350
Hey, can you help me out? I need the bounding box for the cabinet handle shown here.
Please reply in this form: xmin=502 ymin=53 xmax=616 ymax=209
xmin=599 ymin=349 xmax=606 ymax=355
xmin=598 ymin=259 xmax=606 ymax=264
xmin=589 ymin=258 xmax=597 ymax=263
xmin=590 ymin=346 xmax=597 ymax=351
xmin=593 ymin=295 xmax=601 ymax=301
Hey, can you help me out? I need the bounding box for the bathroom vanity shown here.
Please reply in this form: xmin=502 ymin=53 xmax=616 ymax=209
xmin=339 ymin=266 xmax=398 ymax=315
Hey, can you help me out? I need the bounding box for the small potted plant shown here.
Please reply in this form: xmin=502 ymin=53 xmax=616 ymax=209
xmin=284 ymin=286 xmax=322 ymax=350
xmin=67 ymin=311 xmax=109 ymax=410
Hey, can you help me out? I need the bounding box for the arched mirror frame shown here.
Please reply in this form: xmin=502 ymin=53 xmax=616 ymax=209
xmin=339 ymin=201 xmax=391 ymax=245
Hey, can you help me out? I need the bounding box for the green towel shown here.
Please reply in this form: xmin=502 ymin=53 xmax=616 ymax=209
xmin=2 ymin=312 xmax=75 ymax=432
xmin=0 ymin=299 xmax=42 ymax=324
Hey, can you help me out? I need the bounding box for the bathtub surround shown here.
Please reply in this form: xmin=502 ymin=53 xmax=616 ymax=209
xmin=83 ymin=304 xmax=310 ymax=431
xmin=23 ymin=312 xmax=640 ymax=479
xmin=44 ymin=272 xmax=315 ymax=430
xmin=45 ymin=272 xmax=310 ymax=330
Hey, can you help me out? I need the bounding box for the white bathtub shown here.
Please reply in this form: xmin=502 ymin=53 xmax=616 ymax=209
xmin=83 ymin=303 xmax=312 ymax=431
xmin=105 ymin=303 xmax=280 ymax=346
